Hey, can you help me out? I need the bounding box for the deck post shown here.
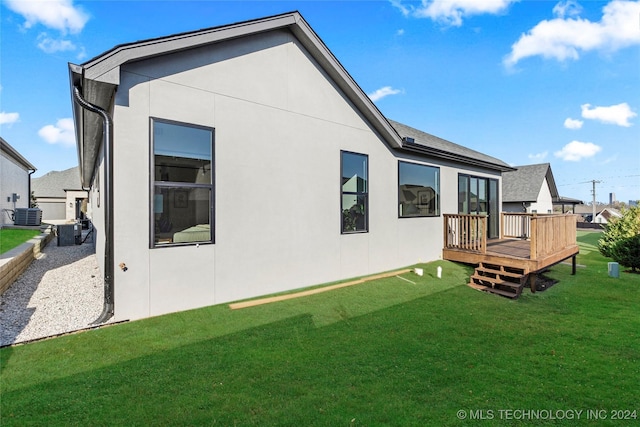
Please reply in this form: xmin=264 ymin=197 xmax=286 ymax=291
xmin=481 ymin=215 xmax=487 ymax=254
xmin=530 ymin=217 xmax=538 ymax=261
xmin=529 ymin=273 xmax=537 ymax=293
xmin=572 ymin=255 xmax=577 ymax=275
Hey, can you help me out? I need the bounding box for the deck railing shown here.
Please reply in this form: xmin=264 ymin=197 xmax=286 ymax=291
xmin=530 ymin=214 xmax=577 ymax=260
xmin=501 ymin=212 xmax=531 ymax=239
xmin=444 ymin=214 xmax=487 ymax=253
xmin=445 ymin=213 xmax=577 ymax=260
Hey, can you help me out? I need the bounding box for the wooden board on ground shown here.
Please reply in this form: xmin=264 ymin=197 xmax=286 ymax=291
xmin=229 ymin=268 xmax=413 ymax=310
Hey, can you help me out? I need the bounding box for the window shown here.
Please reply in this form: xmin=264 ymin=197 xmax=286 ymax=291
xmin=398 ymin=161 xmax=440 ymax=217
xmin=151 ymin=118 xmax=214 ymax=247
xmin=341 ymin=151 xmax=368 ymax=233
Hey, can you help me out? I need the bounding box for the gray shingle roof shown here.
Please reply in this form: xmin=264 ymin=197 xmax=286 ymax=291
xmin=502 ymin=163 xmax=559 ymax=203
xmin=388 ymin=120 xmax=513 ymax=171
xmin=32 ymin=167 xmax=83 ymax=198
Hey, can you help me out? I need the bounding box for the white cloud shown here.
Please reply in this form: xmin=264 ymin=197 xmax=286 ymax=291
xmin=38 ymin=118 xmax=76 ymax=147
xmin=581 ymin=102 xmax=637 ymax=127
xmin=528 ymin=151 xmax=548 ymax=161
xmin=5 ymin=0 xmax=89 ymax=34
xmin=554 ymin=140 xmax=602 ymax=161
xmin=37 ymin=33 xmax=76 ymax=53
xmin=368 ymin=86 xmax=403 ymax=102
xmin=504 ymin=0 xmax=640 ymax=68
xmin=391 ymin=0 xmax=518 ymax=26
xmin=552 ymin=0 xmax=583 ymax=18
xmin=564 ymin=118 xmax=584 ymax=129
xmin=0 ymin=112 xmax=20 ymax=126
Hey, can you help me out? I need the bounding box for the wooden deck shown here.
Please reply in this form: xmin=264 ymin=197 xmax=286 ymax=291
xmin=443 ymin=237 xmax=579 ymax=274
xmin=442 ymin=213 xmax=580 ymax=297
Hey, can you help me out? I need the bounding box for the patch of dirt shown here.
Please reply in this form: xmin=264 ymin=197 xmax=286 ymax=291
xmin=533 ymin=273 xmax=559 ymax=292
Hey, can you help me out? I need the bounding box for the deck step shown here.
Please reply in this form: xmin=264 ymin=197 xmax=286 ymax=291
xmin=468 ymin=262 xmax=528 ymax=299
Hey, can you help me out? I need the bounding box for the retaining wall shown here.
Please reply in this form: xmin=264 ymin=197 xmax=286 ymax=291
xmin=0 ymin=227 xmax=54 ymax=295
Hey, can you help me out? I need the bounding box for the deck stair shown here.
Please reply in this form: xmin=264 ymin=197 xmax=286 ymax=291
xmin=468 ymin=262 xmax=528 ymax=299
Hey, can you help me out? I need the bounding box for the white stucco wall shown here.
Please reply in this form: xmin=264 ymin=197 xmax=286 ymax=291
xmin=0 ymin=153 xmax=30 ymax=226
xmin=100 ymin=29 xmax=502 ymax=321
xmin=528 ymin=178 xmax=553 ymax=214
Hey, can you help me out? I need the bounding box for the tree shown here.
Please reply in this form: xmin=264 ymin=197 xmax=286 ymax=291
xmin=598 ymin=204 xmax=640 ymax=273
xmin=30 ymin=191 xmax=38 ymax=208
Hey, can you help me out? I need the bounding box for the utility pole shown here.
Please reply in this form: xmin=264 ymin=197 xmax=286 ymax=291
xmin=591 ymin=180 xmax=601 ymax=223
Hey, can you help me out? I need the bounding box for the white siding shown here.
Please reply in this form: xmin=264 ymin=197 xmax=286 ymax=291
xmin=102 ymin=30 xmax=502 ymax=321
xmin=0 ymin=153 xmax=30 ymax=226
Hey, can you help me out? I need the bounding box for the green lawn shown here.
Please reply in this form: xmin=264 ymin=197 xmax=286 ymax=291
xmin=1 ymin=231 xmax=638 ymax=426
xmin=0 ymin=228 xmax=40 ymax=255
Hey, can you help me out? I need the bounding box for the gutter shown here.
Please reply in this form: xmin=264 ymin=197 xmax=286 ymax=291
xmin=72 ymin=85 xmax=114 ymax=324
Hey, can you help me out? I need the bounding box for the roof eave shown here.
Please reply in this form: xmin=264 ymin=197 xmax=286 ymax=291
xmin=75 ymin=12 xmax=402 ymax=150
xmin=400 ymin=141 xmax=516 ymax=172
xmin=0 ymin=137 xmax=36 ymax=171
xmin=69 ymin=63 xmax=116 ymax=188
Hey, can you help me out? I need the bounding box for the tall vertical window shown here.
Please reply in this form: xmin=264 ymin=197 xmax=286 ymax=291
xmin=341 ymin=151 xmax=368 ymax=233
xmin=398 ymin=161 xmax=440 ymax=217
xmin=151 ymin=118 xmax=214 ymax=247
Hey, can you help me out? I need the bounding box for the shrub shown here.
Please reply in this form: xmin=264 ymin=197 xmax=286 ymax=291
xmin=598 ymin=204 xmax=640 ymax=272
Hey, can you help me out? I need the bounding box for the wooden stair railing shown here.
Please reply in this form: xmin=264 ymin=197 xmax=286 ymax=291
xmin=468 ymin=262 xmax=528 ymax=299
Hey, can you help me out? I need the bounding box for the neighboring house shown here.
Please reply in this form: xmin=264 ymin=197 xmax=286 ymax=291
xmin=0 ymin=137 xmax=36 ymax=227
xmin=502 ymin=163 xmax=559 ymax=214
xmin=594 ymin=207 xmax=622 ymax=224
xmin=31 ymin=167 xmax=88 ymax=223
xmin=68 ymin=12 xmax=513 ymax=323
xmin=573 ymin=205 xmax=622 ymax=223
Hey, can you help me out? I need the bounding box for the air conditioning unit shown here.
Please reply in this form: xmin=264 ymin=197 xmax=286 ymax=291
xmin=57 ymin=223 xmax=82 ymax=246
xmin=13 ymin=208 xmax=42 ymax=226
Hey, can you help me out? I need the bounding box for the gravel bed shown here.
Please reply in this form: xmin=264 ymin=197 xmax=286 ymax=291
xmin=0 ymin=240 xmax=108 ymax=346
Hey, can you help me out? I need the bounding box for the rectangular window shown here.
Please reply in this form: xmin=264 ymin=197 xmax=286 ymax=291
xmin=341 ymin=151 xmax=368 ymax=233
xmin=398 ymin=161 xmax=440 ymax=217
xmin=151 ymin=118 xmax=214 ymax=247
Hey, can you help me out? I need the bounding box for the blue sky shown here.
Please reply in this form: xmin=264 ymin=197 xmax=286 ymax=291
xmin=1 ymin=0 xmax=638 ymax=204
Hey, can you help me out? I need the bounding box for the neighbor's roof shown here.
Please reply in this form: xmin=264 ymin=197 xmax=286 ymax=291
xmin=69 ymin=11 xmax=512 ymax=186
xmin=0 ymin=137 xmax=36 ymax=171
xmin=32 ymin=166 xmax=83 ymax=198
xmin=502 ymin=163 xmax=559 ymax=203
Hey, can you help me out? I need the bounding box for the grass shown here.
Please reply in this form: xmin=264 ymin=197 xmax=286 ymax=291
xmin=1 ymin=231 xmax=638 ymax=426
xmin=0 ymin=228 xmax=40 ymax=255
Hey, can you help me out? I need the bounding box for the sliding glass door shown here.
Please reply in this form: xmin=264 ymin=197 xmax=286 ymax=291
xmin=458 ymin=174 xmax=499 ymax=239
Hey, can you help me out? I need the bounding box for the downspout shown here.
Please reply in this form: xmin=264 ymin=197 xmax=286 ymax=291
xmin=72 ymin=85 xmax=114 ymax=325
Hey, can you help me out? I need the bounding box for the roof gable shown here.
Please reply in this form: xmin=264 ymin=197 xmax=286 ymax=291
xmin=69 ymin=11 xmax=513 ymax=186
xmin=502 ymin=163 xmax=559 ymax=203
xmin=69 ymin=12 xmax=402 ymax=187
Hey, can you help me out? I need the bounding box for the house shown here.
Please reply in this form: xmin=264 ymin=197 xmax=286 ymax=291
xmin=573 ymin=204 xmax=622 ymax=224
xmin=31 ymin=166 xmax=89 ymax=223
xmin=594 ymin=207 xmax=622 ymax=224
xmin=68 ymin=12 xmax=514 ymax=323
xmin=0 ymin=137 xmax=36 ymax=227
xmin=502 ymin=163 xmax=559 ymax=214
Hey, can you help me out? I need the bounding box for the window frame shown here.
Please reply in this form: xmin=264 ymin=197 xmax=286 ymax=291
xmin=397 ymin=160 xmax=440 ymax=218
xmin=340 ymin=150 xmax=369 ymax=234
xmin=149 ymin=117 xmax=215 ymax=248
